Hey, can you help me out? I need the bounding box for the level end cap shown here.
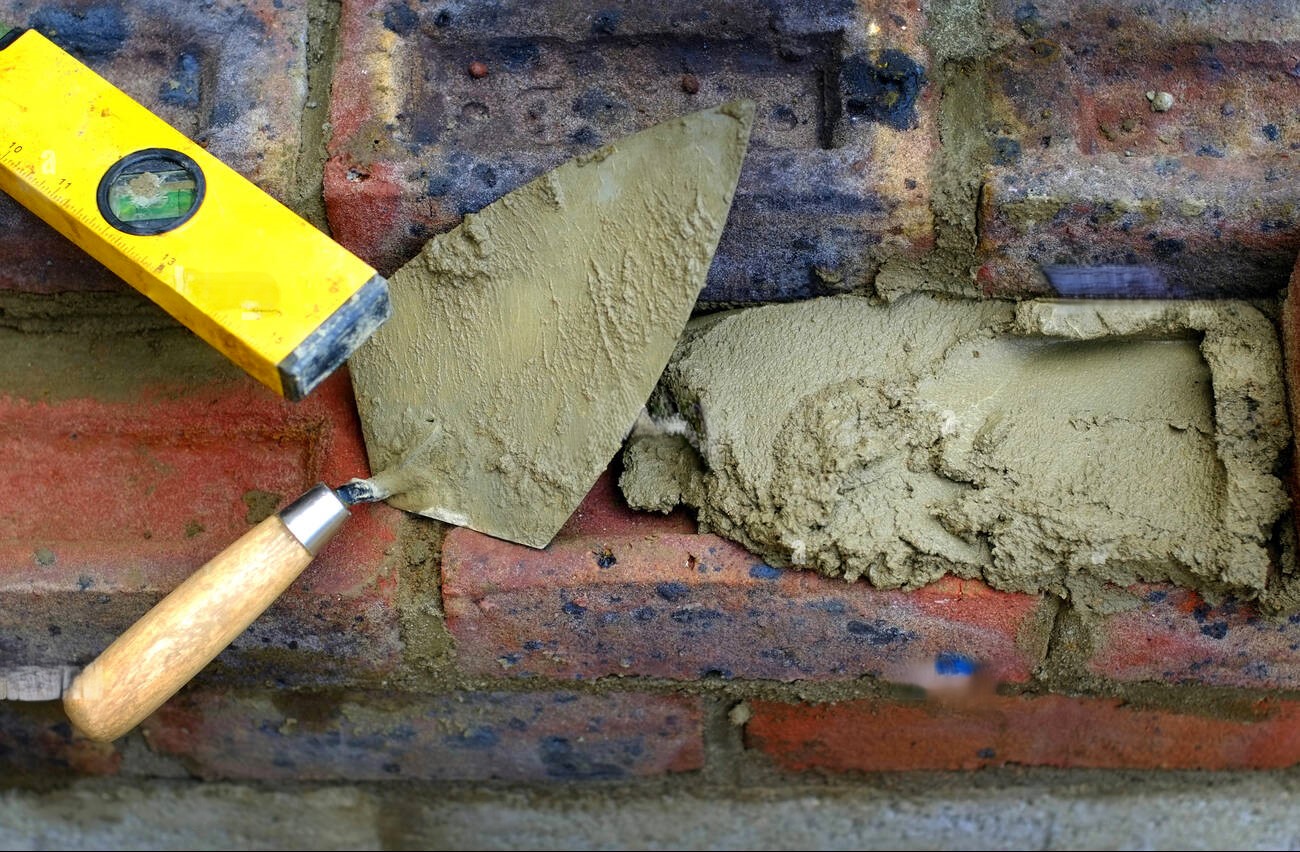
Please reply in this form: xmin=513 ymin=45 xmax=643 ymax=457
xmin=277 ymin=273 xmax=391 ymax=401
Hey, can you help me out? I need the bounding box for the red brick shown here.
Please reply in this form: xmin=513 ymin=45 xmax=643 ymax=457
xmin=326 ymin=0 xmax=935 ymax=302
xmin=442 ymin=469 xmax=1052 ymax=684
xmin=0 ymin=327 xmax=402 ymax=684
xmin=142 ymin=688 xmax=703 ymax=782
xmin=746 ymin=692 xmax=1300 ymax=772
xmin=990 ymin=0 xmax=1300 ymax=43
xmin=1085 ymin=585 xmax=1300 ymax=689
xmin=977 ymin=1 xmax=1300 ymax=297
xmin=0 ymin=701 xmax=121 ymax=777
xmin=0 ymin=0 xmax=311 ymax=293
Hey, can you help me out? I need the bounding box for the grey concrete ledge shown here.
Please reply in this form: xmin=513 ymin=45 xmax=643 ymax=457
xmin=4 ymin=772 xmax=1300 ymax=851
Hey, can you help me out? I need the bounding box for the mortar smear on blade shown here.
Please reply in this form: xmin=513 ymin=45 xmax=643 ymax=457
xmin=621 ymin=294 xmax=1291 ymax=604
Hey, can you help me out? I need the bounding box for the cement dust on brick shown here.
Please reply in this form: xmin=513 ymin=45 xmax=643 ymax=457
xmin=622 ymin=294 xmax=1291 ymax=604
xmin=350 ymin=102 xmax=753 ymax=548
xmin=0 ymin=299 xmax=240 ymax=404
xmin=241 ymin=490 xmax=283 ymax=525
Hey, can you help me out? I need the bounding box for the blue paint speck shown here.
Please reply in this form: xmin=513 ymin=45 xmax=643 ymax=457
xmin=935 ymin=652 xmax=977 ymax=676
xmin=749 ymin=564 xmax=781 ymax=580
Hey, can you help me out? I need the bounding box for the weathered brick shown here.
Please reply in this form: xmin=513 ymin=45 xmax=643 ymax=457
xmin=992 ymin=0 xmax=1300 ymax=43
xmin=976 ymin=1 xmax=1300 ymax=297
xmin=0 ymin=326 xmax=402 ymax=684
xmin=0 ymin=0 xmax=311 ymax=293
xmin=442 ymin=469 xmax=1052 ymax=683
xmin=1085 ymin=585 xmax=1300 ymax=689
xmin=0 ymin=700 xmax=121 ymax=777
xmin=746 ymin=692 xmax=1300 ymax=772
xmin=141 ymin=688 xmax=703 ymax=782
xmin=326 ymin=0 xmax=935 ymax=302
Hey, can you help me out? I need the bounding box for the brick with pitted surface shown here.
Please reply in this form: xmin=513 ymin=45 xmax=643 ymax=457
xmin=142 ymin=688 xmax=703 ymax=781
xmin=442 ymin=469 xmax=1054 ymax=684
xmin=747 ymin=692 xmax=1300 ymax=771
xmin=1085 ymin=585 xmax=1300 ymax=689
xmin=326 ymin=0 xmax=937 ymax=303
xmin=976 ymin=0 xmax=1300 ymax=296
xmin=0 ymin=325 xmax=402 ymax=684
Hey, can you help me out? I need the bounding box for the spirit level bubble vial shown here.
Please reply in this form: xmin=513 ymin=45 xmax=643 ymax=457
xmin=0 ymin=26 xmax=390 ymax=399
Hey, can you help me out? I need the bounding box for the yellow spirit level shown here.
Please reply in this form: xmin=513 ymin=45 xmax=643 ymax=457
xmin=0 ymin=26 xmax=389 ymax=399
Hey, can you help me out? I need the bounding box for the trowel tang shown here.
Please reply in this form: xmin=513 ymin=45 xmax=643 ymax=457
xmin=58 ymin=484 xmax=356 ymax=741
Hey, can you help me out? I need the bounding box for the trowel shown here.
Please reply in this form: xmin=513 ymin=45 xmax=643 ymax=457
xmin=15 ymin=101 xmax=754 ymax=742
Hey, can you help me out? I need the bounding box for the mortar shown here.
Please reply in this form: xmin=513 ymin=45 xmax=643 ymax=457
xmin=622 ymin=294 xmax=1291 ymax=604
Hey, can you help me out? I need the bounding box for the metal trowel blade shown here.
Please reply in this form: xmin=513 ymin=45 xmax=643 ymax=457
xmin=348 ymin=101 xmax=755 ymax=547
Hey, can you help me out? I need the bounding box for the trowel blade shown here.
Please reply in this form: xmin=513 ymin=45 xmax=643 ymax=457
xmin=349 ymin=101 xmax=754 ymax=547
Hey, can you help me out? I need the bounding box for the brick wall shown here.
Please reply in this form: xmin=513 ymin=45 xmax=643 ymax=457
xmin=3 ymin=0 xmax=1300 ymax=786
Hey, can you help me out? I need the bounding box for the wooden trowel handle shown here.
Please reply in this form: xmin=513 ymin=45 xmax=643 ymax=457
xmin=63 ymin=485 xmax=349 ymax=742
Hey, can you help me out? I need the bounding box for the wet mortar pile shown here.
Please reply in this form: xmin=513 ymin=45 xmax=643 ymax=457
xmin=622 ymin=293 xmax=1293 ymax=607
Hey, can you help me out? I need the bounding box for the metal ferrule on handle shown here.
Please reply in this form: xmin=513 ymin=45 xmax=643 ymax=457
xmin=282 ymin=484 xmax=350 ymax=554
